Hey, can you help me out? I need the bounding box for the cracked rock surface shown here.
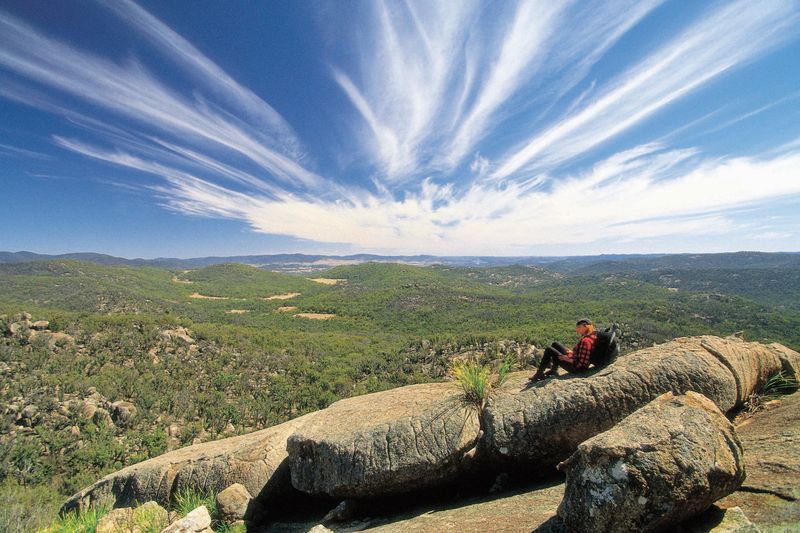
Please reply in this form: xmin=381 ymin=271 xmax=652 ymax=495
xmin=287 ymin=382 xmax=480 ymax=498
xmin=557 ymin=391 xmax=745 ymax=533
xmin=481 ymin=336 xmax=798 ymax=471
xmin=61 ymin=411 xmax=317 ymax=513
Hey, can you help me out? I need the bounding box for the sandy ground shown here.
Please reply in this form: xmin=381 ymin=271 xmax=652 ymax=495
xmin=171 ymin=276 xmax=193 ymax=284
xmin=225 ymin=309 xmax=249 ymax=314
xmin=276 ymin=306 xmax=298 ymax=312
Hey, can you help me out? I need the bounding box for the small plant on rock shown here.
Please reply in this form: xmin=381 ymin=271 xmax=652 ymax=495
xmin=451 ymin=354 xmax=516 ymax=410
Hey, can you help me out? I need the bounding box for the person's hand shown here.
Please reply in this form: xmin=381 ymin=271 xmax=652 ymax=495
xmin=558 ymin=354 xmax=571 ymax=362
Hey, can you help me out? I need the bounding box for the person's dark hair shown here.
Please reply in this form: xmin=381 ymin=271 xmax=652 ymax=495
xmin=576 ymin=318 xmax=592 ymax=326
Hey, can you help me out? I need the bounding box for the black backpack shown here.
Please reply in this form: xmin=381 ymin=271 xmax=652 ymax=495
xmin=591 ymin=324 xmax=620 ymax=367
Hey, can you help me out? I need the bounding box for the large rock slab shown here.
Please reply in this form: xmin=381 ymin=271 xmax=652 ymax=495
xmin=558 ymin=391 xmax=745 ymax=532
xmin=62 ymin=412 xmax=317 ymax=513
xmin=481 ymin=336 xmax=797 ymax=471
xmin=718 ymin=390 xmax=800 ymax=529
xmin=699 ymin=336 xmax=798 ymax=404
xmin=287 ymin=382 xmax=481 ymax=498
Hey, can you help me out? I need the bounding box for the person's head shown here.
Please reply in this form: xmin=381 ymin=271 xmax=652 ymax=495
xmin=576 ymin=318 xmax=595 ymax=335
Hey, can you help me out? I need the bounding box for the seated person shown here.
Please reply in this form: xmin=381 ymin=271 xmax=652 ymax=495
xmin=530 ymin=318 xmax=596 ymax=381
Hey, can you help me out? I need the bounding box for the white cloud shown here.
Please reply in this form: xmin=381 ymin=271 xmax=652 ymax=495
xmin=58 ymin=135 xmax=800 ymax=254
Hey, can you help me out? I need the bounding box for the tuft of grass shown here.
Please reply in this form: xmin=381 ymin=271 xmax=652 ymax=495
xmin=451 ymin=354 xmax=517 ymax=410
xmin=761 ymin=370 xmax=799 ymax=400
xmin=452 ymin=359 xmax=492 ymax=409
xmin=44 ymin=505 xmax=108 ymax=533
xmin=173 ymin=488 xmax=217 ymax=519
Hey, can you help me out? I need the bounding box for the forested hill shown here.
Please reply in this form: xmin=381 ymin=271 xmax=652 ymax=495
xmin=4 ymin=250 xmax=797 ymax=272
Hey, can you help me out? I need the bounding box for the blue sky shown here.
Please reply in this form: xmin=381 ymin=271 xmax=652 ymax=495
xmin=1 ymin=0 xmax=799 ymax=258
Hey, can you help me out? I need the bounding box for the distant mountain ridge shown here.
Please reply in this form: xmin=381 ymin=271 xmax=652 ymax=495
xmin=3 ymin=250 xmax=798 ymax=272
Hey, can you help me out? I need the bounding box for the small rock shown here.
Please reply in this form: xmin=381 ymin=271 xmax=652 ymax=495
xmin=69 ymin=425 xmax=81 ymax=436
xmin=161 ymin=505 xmax=212 ymax=533
xmin=21 ymin=404 xmax=39 ymax=420
xmin=82 ymin=400 xmax=98 ymax=419
xmin=308 ymin=526 xmax=334 ymax=533
xmin=323 ymin=499 xmax=358 ymax=524
xmin=136 ymin=501 xmax=170 ymax=529
xmin=7 ymin=322 xmax=22 ymax=336
xmin=21 ymin=312 xmax=31 ymax=321
xmin=96 ymin=507 xmax=134 ymax=533
xmin=111 ymin=400 xmax=137 ymax=427
xmin=92 ymin=408 xmax=115 ymax=427
xmin=31 ymin=320 xmax=50 ymax=330
xmin=216 ymin=483 xmax=251 ymax=523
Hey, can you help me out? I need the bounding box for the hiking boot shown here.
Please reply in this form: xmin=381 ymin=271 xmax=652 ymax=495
xmin=529 ymin=371 xmax=546 ymax=382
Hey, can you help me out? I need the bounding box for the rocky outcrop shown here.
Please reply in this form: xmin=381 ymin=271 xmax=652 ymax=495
xmin=62 ymin=411 xmax=317 ymax=513
xmin=481 ymin=336 xmax=798 ymax=471
xmin=557 ymin=392 xmax=745 ymax=532
xmin=287 ymin=382 xmax=481 ymax=498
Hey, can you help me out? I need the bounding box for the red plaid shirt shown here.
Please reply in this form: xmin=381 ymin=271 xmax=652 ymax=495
xmin=572 ymin=333 xmax=597 ymax=371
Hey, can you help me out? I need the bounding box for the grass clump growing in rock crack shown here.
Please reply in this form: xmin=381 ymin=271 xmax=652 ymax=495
xmin=741 ymin=370 xmax=799 ymax=419
xmin=761 ymin=370 xmax=799 ymax=399
xmin=451 ymin=354 xmax=516 ymax=410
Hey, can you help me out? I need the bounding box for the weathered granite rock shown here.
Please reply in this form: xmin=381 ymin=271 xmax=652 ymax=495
xmin=718 ymin=390 xmax=800 ymax=528
xmin=62 ymin=412 xmax=317 ymax=513
xmin=699 ymin=336 xmax=797 ymax=404
xmin=482 ymin=336 xmax=797 ymax=471
xmin=216 ymin=483 xmax=251 ymax=523
xmin=287 ymin=382 xmax=481 ymax=498
xmin=161 ymin=505 xmax=211 ymax=533
xmin=111 ymin=400 xmax=137 ymax=427
xmin=558 ymin=392 xmax=745 ymax=533
xmin=96 ymin=501 xmax=169 ymax=533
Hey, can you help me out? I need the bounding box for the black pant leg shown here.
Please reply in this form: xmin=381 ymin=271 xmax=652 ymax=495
xmin=537 ymin=346 xmax=562 ymax=373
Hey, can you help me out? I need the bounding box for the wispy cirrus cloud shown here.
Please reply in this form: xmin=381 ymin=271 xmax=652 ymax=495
xmin=0 ymin=9 xmax=321 ymax=191
xmin=333 ymin=0 xmax=664 ymax=181
xmin=492 ymin=0 xmax=800 ymax=179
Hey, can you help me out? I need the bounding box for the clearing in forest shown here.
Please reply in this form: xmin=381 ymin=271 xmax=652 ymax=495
xmin=294 ymin=313 xmax=336 ymax=320
xmin=265 ymin=292 xmax=300 ymax=300
xmin=309 ymin=278 xmax=344 ymax=285
xmin=189 ymin=293 xmax=229 ymax=300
